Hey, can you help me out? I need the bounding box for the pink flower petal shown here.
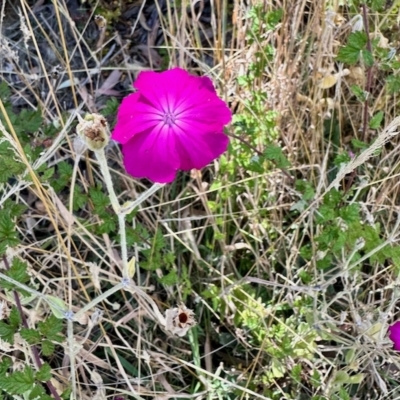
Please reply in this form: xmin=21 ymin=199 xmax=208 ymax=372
xmin=134 ymin=69 xmax=192 ymax=111
xmin=121 ymin=126 xmax=180 ymax=183
xmin=111 ymin=94 xmax=161 ymax=144
xmin=112 ymin=68 xmax=232 ymax=183
xmin=389 ymin=321 xmax=400 ymax=350
xmin=175 ymin=131 xmax=229 ymax=171
xmin=178 ymin=99 xmax=232 ymax=131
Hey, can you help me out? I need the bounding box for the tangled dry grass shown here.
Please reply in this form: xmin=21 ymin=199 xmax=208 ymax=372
xmin=2 ymin=0 xmax=400 ymax=399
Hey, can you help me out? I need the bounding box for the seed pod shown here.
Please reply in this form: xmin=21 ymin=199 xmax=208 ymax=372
xmin=76 ymin=113 xmax=109 ymax=151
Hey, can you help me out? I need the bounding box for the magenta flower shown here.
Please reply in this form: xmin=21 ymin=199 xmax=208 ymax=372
xmin=111 ymin=68 xmax=232 ymax=183
xmin=389 ymin=321 xmax=400 ymax=350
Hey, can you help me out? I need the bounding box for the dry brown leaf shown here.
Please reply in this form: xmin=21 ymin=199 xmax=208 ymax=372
xmin=334 ymin=12 xmax=345 ymax=26
xmin=225 ymin=243 xmax=253 ymax=252
xmin=95 ymin=70 xmax=122 ymax=96
xmin=319 ymin=69 xmax=350 ymax=89
xmin=139 ymin=12 xmax=152 ymax=31
xmin=52 ymin=191 xmax=75 ymax=227
xmin=319 ymin=74 xmax=338 ymax=89
xmin=347 ymin=66 xmax=365 ymax=86
xmin=296 ymin=93 xmax=313 ymax=104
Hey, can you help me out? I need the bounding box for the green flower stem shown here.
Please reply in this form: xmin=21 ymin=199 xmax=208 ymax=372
xmin=0 ymin=271 xmax=66 ymax=311
xmin=118 ymin=212 xmax=128 ymax=277
xmin=95 ymin=148 xmax=121 ymax=214
xmin=95 ymin=148 xmax=129 ymax=275
xmin=67 ymin=318 xmax=77 ymax=400
xmin=94 ymin=147 xmax=164 ymax=279
xmin=73 ymin=281 xmax=125 ymax=321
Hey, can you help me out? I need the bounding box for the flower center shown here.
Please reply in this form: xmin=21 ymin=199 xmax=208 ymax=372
xmin=163 ymin=112 xmax=176 ymax=127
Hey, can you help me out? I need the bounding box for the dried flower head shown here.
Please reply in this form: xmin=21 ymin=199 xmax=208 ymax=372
xmin=165 ymin=303 xmax=196 ymax=337
xmin=94 ymin=15 xmax=107 ymax=29
xmin=111 ymin=68 xmax=232 ymax=183
xmin=76 ymin=113 xmax=109 ymax=151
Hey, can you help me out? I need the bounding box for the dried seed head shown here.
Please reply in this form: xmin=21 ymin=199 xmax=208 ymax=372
xmin=51 ymin=65 xmax=63 ymax=79
xmin=165 ymin=303 xmax=196 ymax=337
xmin=94 ymin=15 xmax=107 ymax=29
xmin=76 ymin=113 xmax=109 ymax=151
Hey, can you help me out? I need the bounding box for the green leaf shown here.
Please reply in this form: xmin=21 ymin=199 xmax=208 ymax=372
xmin=38 ymin=315 xmax=64 ymax=342
xmin=72 ymin=188 xmax=87 ymax=212
xmin=0 ymin=358 xmax=11 ymax=375
xmin=97 ymin=215 xmax=116 ymax=234
xmin=36 ymin=392 xmax=53 ymax=400
xmin=40 ymin=167 xmax=55 ymax=182
xmin=0 ymin=258 xmax=30 ymax=295
xmin=316 ymin=204 xmax=336 ymax=223
xmin=350 ymin=85 xmax=367 ymax=102
xmin=247 ymin=155 xmax=265 ymax=173
xmin=158 ymin=269 xmax=178 ymax=286
xmin=29 ymin=384 xmax=46 ymax=400
xmin=41 ymin=339 xmax=55 ymax=357
xmin=347 ymin=31 xmax=367 ymax=50
xmin=141 ymin=229 xmax=165 ymax=271
xmin=57 ymin=161 xmax=73 ymax=176
xmin=316 ymin=254 xmax=333 ymax=270
xmin=0 ymin=366 xmax=35 ymax=394
xmin=20 ymin=328 xmax=42 ymax=345
xmin=3 ymin=200 xmax=27 ymax=218
xmin=351 ymin=138 xmax=368 ymax=150
xmin=0 ymin=81 xmax=11 ymax=101
xmin=45 ymin=295 xmax=68 ymax=319
xmin=60 ymin=387 xmax=73 ymax=400
xmin=369 ymin=0 xmax=385 ymax=11
xmin=295 ymin=180 xmax=315 ymax=201
xmin=9 ymin=307 xmax=21 ymax=329
xmin=361 ymin=49 xmax=374 ymax=67
xmin=9 ymin=258 xmax=30 ymax=284
xmin=337 ymin=32 xmax=371 ymax=65
xmin=334 ymin=152 xmax=351 ymax=166
xmin=338 ymin=387 xmax=351 ymax=400
xmin=50 ymin=161 xmax=72 ymax=192
xmin=0 ymin=210 xmax=19 ymax=255
xmin=290 ymin=363 xmax=302 ymax=383
xmin=101 ymin=97 xmax=119 ymax=117
xmin=340 ymin=203 xmax=360 ymax=223
xmin=386 ymin=75 xmax=400 ymax=94
xmin=263 ymin=145 xmax=291 ymax=168
xmin=36 ymin=363 xmax=51 ymax=382
xmin=0 ymin=321 xmax=16 ymax=344
xmin=16 ymin=109 xmax=43 ymax=134
xmin=90 ymin=186 xmax=111 ymax=216
xmin=337 ymin=44 xmax=361 ymax=65
xmin=323 ymin=189 xmax=342 ymax=208
xmin=266 ymin=8 xmax=283 ymax=29
xmin=333 ymin=370 xmax=364 ymax=385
